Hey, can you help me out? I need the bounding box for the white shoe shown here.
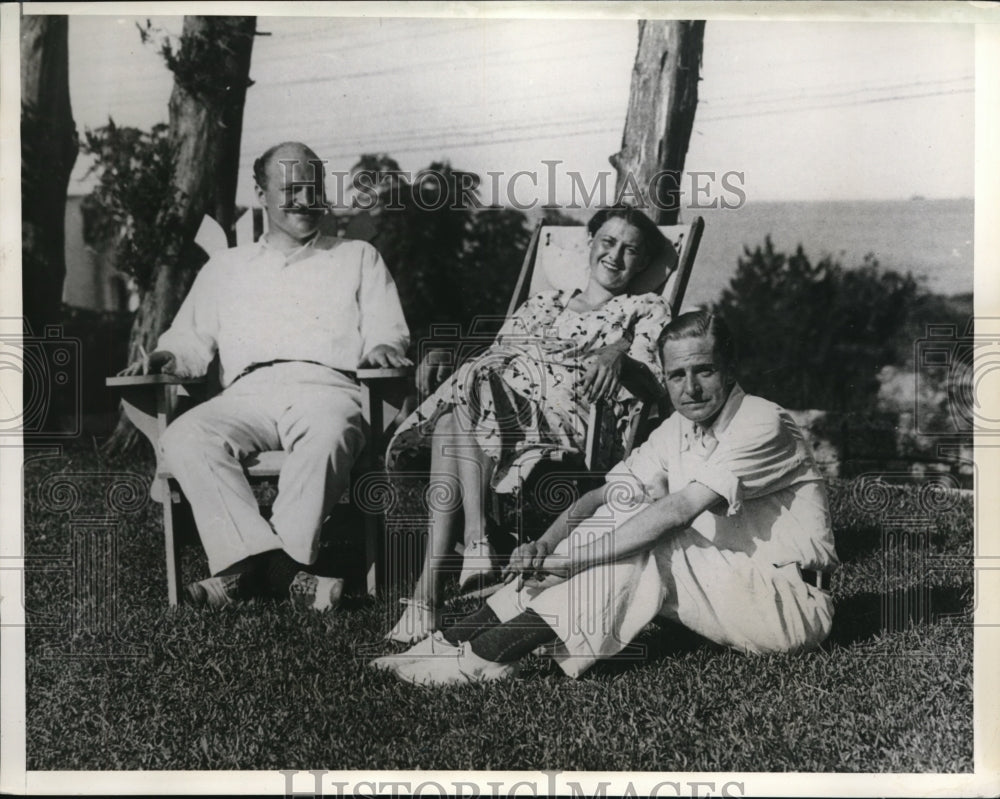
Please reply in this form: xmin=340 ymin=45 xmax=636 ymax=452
xmin=385 ymin=598 xmax=439 ymax=644
xmin=370 ymin=631 xmax=458 ymax=673
xmin=288 ymin=572 xmax=344 ymax=612
xmin=458 ymin=538 xmax=499 ymax=591
xmin=394 ymin=642 xmax=519 ymax=687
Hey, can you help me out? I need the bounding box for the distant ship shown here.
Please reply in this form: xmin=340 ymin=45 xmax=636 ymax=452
xmin=910 ymin=194 xmax=926 ymax=201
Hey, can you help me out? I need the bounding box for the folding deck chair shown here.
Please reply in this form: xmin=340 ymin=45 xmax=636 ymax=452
xmin=418 ymin=217 xmax=705 ymax=555
xmin=106 ymin=212 xmax=413 ymax=605
xmin=507 ymin=217 xmax=705 ymax=472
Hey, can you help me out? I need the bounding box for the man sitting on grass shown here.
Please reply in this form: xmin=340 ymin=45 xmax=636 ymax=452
xmin=373 ymin=309 xmax=839 ymax=684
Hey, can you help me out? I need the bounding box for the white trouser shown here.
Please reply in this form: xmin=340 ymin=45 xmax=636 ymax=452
xmin=159 ymin=363 xmax=365 ymax=574
xmin=488 ymin=503 xmax=834 ymax=678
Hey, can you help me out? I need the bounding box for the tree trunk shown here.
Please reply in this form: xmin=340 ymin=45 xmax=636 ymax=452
xmin=21 ymin=15 xmax=77 ymax=336
xmin=610 ymin=20 xmax=705 ymax=225
xmin=105 ymin=16 xmax=256 ymax=454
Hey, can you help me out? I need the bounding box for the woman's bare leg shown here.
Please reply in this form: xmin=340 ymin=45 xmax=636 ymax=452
xmin=390 ymin=410 xmax=497 ymax=641
xmin=447 ymin=410 xmax=498 ymax=590
xmin=454 ymin=436 xmax=494 ymax=551
xmin=408 ymin=412 xmax=463 ymax=608
xmin=413 ymin=407 xmax=495 ymax=596
xmin=388 ymin=414 xmax=464 ymax=641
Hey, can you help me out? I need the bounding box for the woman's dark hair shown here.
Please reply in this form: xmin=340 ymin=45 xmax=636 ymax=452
xmin=659 ymin=309 xmax=737 ymax=368
xmin=586 ymin=206 xmax=668 ymax=263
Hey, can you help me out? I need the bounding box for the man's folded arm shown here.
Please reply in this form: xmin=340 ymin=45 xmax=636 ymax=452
xmin=543 ymin=480 xmax=724 ymax=577
xmin=534 ymin=484 xmax=612 ymax=553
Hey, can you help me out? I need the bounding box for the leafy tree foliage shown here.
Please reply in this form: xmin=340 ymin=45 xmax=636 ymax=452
xmin=462 ymin=207 xmax=534 ymax=327
xmin=877 ymin=290 xmax=973 ymax=444
xmin=81 ymin=120 xmax=183 ymax=292
xmin=138 ymin=18 xmax=256 ymax=102
xmin=347 ymin=154 xmax=531 ymax=348
xmin=715 ymin=236 xmax=922 ymax=412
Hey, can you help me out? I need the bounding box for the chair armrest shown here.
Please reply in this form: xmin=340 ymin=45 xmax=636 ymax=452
xmin=356 ymin=366 xmax=412 ymax=381
xmin=619 ymin=360 xmax=666 ymax=404
xmin=357 ymin=367 xmax=416 ymax=467
xmin=106 ymin=374 xmax=208 ymax=449
xmin=584 ymin=380 xmax=664 ymax=472
xmin=106 ymin=374 xmax=207 ymax=388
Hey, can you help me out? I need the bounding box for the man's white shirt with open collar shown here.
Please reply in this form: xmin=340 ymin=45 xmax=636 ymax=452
xmin=156 ymin=235 xmax=410 ymax=386
xmin=608 ymin=384 xmax=839 ymax=572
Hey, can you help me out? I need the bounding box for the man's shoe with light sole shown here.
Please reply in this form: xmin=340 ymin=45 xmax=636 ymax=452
xmin=370 ymin=631 xmax=459 ymax=673
xmin=289 ymin=572 xmax=344 ymax=612
xmin=184 ymin=574 xmax=243 ymax=608
xmin=393 ymin=643 xmax=519 ymax=686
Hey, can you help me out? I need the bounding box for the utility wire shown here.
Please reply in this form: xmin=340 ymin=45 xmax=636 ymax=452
xmin=698 ymin=86 xmax=973 ymax=123
xmin=263 ymin=37 xmax=627 ymax=89
xmin=304 ymin=123 xmax=621 ymax=160
xmin=239 ymin=83 xmax=972 ymax=164
xmin=285 ymin=85 xmax=973 ymax=161
xmin=77 ymin=66 xmax=971 ymax=134
xmin=253 ymin=19 xmax=520 ymax=61
xmin=702 ymin=74 xmax=972 ymax=108
xmin=240 ymin=74 xmax=972 ymax=143
xmin=245 ymin=110 xmax=609 ymax=152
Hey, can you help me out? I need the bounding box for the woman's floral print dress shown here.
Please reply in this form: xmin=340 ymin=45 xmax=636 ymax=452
xmin=386 ymin=289 xmax=671 ymax=494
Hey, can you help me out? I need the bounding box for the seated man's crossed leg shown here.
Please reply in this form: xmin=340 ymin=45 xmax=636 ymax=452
xmin=160 ymin=365 xmax=365 ymax=609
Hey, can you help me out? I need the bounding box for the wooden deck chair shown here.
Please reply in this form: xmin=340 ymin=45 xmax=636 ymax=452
xmin=106 ymin=212 xmax=413 ymax=605
xmin=510 ymin=216 xmax=704 ymax=464
xmin=486 ymin=216 xmax=704 ymax=542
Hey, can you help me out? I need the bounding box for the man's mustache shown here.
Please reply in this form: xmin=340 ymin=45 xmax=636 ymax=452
xmin=280 ymin=202 xmax=329 ymax=214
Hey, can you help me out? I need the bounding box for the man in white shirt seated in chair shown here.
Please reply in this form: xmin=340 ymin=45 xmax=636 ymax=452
xmin=374 ymin=309 xmax=839 ymax=683
xmin=121 ymin=141 xmax=411 ymax=610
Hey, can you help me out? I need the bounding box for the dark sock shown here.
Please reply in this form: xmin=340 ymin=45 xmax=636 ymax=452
xmin=216 ymin=557 xmax=255 ymax=578
xmin=442 ymin=603 xmax=503 ymax=645
xmin=468 ymin=610 xmax=557 ymax=663
xmin=214 ymin=551 xmax=273 ymax=600
xmin=260 ymin=548 xmax=307 ymax=598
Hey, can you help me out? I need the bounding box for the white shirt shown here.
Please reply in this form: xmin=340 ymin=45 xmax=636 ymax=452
xmin=607 ymin=384 xmax=839 ymax=571
xmin=157 ymin=235 xmax=410 ymax=387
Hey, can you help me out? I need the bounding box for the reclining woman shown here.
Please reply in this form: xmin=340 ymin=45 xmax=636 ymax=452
xmin=384 ymin=206 xmax=674 ymax=643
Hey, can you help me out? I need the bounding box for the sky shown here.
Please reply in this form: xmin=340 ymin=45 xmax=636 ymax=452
xmin=65 ymin=12 xmax=975 ymax=207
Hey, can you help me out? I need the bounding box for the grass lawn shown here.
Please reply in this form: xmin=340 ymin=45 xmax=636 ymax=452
xmin=22 ymin=441 xmax=972 ymax=772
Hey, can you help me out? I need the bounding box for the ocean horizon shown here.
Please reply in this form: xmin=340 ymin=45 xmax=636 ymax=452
xmin=537 ymin=198 xmax=974 ymax=307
